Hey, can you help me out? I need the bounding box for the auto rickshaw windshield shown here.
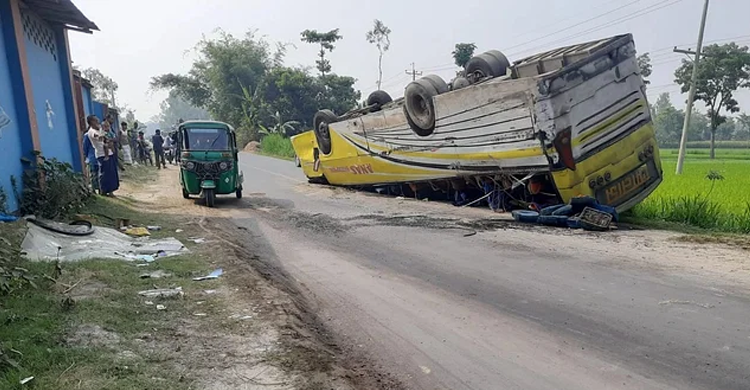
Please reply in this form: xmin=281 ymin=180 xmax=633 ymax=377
xmin=183 ymin=128 xmax=230 ymax=150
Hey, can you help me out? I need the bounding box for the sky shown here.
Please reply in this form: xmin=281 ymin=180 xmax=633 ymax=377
xmin=68 ymin=0 xmax=750 ymax=122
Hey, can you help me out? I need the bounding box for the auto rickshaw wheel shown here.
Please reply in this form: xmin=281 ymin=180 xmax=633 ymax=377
xmin=204 ymin=189 xmax=216 ymax=207
xmin=236 ymin=189 xmax=242 ymax=199
xmin=182 ymin=188 xmax=190 ymax=199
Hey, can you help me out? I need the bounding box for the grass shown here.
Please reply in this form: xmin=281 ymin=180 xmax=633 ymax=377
xmin=0 ymin=195 xmax=220 ymax=389
xmin=660 ymin=148 xmax=750 ymax=161
xmin=628 ymin=156 xmax=750 ymax=233
xmin=259 ymin=133 xmax=295 ymax=159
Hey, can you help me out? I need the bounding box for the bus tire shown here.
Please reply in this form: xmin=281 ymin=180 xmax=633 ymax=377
xmin=451 ymin=76 xmax=471 ymax=90
xmin=422 ymin=74 xmax=449 ymax=94
xmin=366 ymin=90 xmax=393 ymax=111
xmin=403 ymin=79 xmax=439 ymax=136
xmin=313 ymin=109 xmax=337 ymax=155
xmin=466 ymin=50 xmax=510 ymax=80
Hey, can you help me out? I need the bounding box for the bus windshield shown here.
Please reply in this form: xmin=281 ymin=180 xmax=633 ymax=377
xmin=183 ymin=128 xmax=230 ymax=150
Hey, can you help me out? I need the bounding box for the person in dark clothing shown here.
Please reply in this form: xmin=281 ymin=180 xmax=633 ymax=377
xmin=152 ymin=129 xmax=167 ymax=169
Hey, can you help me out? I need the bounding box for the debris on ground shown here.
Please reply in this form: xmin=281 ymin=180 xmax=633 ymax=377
xmin=203 ymin=289 xmax=217 ymax=295
xmin=124 ymin=227 xmax=150 ymax=237
xmin=139 ymin=270 xmax=172 ymax=279
xmin=147 ymin=226 xmax=162 ymax=231
xmin=243 ymin=140 xmax=260 ymax=152
xmin=512 ymin=196 xmax=618 ymax=231
xmin=19 ymin=376 xmax=34 ymax=385
xmin=156 ymin=304 xmax=166 ymax=310
xmin=137 ymin=287 xmax=183 ymax=298
xmin=175 ymin=229 xmax=184 ymax=233
xmin=189 ymin=237 xmax=206 ymax=244
xmin=21 ymin=223 xmax=188 ymax=262
xmin=193 ymin=268 xmax=223 ymax=281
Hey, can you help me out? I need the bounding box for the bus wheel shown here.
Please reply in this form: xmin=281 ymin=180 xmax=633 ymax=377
xmin=466 ymin=50 xmax=510 ymax=81
xmin=313 ymin=109 xmax=337 ymax=155
xmin=404 ymin=76 xmax=446 ymax=136
xmin=366 ymin=90 xmax=393 ymax=111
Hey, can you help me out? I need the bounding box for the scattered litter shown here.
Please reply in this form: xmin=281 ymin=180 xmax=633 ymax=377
xmin=145 ymin=301 xmax=154 ymax=306
xmin=135 ymin=254 xmax=155 ymax=263
xmin=203 ymin=289 xmax=217 ymax=295
xmin=124 ymin=227 xmax=150 ymax=237
xmin=175 ymin=229 xmax=184 ymax=233
xmin=147 ymin=226 xmax=162 ymax=231
xmin=138 ymin=287 xmax=183 ymax=298
xmin=22 ymin=223 xmax=188 ymax=262
xmin=136 ymin=263 xmax=150 ymax=267
xmin=228 ymin=314 xmax=253 ymax=320
xmin=190 ymin=237 xmax=206 ymax=244
xmin=196 ymin=301 xmax=205 ymax=305
xmin=156 ymin=304 xmax=166 ymax=310
xmin=193 ymin=268 xmax=223 ymax=281
xmin=395 ymin=196 xmax=405 ymax=200
xmin=19 ymin=376 xmax=34 ymax=385
xmin=139 ymin=270 xmax=172 ymax=279
xmin=193 ymin=313 xmax=207 ymax=317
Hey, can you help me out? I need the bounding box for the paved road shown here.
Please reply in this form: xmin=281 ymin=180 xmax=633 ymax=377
xmin=233 ymin=152 xmax=750 ymax=390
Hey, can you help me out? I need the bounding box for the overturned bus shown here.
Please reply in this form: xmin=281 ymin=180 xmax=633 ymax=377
xmin=291 ymin=34 xmax=662 ymax=212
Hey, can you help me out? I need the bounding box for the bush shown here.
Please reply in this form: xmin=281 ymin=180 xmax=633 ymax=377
xmin=259 ymin=133 xmax=295 ymax=158
xmin=14 ymin=154 xmax=92 ymax=219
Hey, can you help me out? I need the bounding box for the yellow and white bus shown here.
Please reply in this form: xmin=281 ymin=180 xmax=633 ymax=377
xmin=292 ymin=34 xmax=661 ymax=212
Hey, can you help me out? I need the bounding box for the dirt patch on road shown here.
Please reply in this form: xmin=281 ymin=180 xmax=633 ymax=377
xmin=115 ymin=170 xmax=405 ymax=389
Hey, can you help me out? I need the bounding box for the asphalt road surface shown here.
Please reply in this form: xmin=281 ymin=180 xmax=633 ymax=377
xmin=232 ymin=152 xmax=750 ymax=390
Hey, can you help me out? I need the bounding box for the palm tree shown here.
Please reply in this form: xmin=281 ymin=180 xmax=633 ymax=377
xmin=262 ymin=111 xmax=299 ymax=135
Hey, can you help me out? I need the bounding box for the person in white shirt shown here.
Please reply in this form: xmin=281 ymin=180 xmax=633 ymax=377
xmin=86 ymin=115 xmax=119 ymax=196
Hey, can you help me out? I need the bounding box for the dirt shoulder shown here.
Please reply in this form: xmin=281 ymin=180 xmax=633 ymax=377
xmin=0 ymin=167 xmax=402 ymax=390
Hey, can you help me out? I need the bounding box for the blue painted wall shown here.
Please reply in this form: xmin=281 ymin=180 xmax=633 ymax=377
xmin=21 ymin=9 xmax=73 ymax=165
xmin=0 ymin=3 xmax=23 ymax=212
xmin=82 ymin=86 xmax=92 ymax=118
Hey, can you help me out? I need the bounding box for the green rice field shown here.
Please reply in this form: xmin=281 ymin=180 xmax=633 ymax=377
xmin=629 ymin=148 xmax=750 ymax=233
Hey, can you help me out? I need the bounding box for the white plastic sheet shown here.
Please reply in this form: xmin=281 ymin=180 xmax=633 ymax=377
xmin=21 ymin=223 xmax=188 ymax=262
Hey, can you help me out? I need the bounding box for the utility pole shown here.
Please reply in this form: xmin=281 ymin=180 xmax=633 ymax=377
xmin=675 ymin=0 xmax=710 ymax=175
xmin=405 ymin=62 xmax=422 ymax=81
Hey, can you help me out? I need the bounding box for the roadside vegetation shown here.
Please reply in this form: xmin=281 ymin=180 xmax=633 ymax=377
xmin=259 ymin=133 xmax=295 ymax=159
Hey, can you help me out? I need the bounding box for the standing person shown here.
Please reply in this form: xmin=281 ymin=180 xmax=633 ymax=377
xmin=162 ymin=132 xmax=174 ymax=164
xmin=86 ymin=115 xmax=119 ymax=196
xmin=136 ymin=131 xmax=152 ymax=165
xmin=152 ymin=129 xmax=167 ymax=169
xmin=119 ymin=122 xmax=134 ymax=165
xmin=104 ymin=115 xmax=124 ymax=172
xmin=82 ymin=125 xmax=99 ymax=193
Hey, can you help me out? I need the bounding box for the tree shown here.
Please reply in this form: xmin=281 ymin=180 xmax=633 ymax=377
xmin=82 ymin=68 xmax=119 ymax=107
xmin=637 ymin=53 xmax=652 ymax=85
xmin=452 ymin=43 xmax=477 ymax=69
xmin=151 ymin=30 xmax=273 ymax=134
xmin=300 ymin=28 xmax=342 ymax=77
xmin=366 ymin=20 xmax=391 ymax=90
xmin=155 ymin=90 xmax=210 ymax=130
xmin=715 ymin=117 xmax=736 ymax=141
xmin=674 ymin=42 xmax=750 ymax=158
xmin=736 ymin=113 xmax=750 ymax=140
xmin=652 ymin=93 xmax=683 ymax=144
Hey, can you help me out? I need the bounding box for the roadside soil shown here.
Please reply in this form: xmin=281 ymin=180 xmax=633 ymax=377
xmin=115 ymin=166 xmax=404 ymax=390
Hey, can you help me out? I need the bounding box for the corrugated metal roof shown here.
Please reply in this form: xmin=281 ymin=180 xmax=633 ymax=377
xmin=21 ymin=0 xmax=98 ymax=33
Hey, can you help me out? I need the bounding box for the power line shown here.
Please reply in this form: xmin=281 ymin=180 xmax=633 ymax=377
xmin=507 ymin=0 xmax=685 ymax=58
xmin=503 ymin=0 xmax=643 ymax=52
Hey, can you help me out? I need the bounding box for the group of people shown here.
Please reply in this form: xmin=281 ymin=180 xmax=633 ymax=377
xmin=82 ymin=115 xmax=120 ymax=196
xmin=82 ymin=115 xmax=179 ymax=196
